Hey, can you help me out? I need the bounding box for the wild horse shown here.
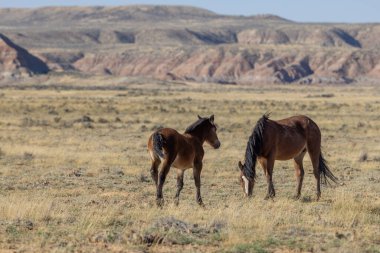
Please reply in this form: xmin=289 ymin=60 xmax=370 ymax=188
xmin=148 ymin=115 xmax=220 ymax=206
xmin=238 ymin=114 xmax=337 ymax=200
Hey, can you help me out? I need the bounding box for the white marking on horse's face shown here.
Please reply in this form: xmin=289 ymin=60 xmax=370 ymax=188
xmin=242 ymin=175 xmax=249 ymax=195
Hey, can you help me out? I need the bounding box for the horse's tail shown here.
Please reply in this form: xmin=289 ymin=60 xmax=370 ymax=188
xmin=319 ymin=153 xmax=338 ymax=185
xmin=152 ymin=132 xmax=165 ymax=159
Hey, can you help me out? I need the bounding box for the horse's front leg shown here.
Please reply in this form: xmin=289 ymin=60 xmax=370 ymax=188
xmin=193 ymin=160 xmax=204 ymax=206
xmin=260 ymin=156 xmax=275 ymax=200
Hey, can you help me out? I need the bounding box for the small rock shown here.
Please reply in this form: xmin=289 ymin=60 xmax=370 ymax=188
xmin=116 ymin=170 xmax=125 ymax=176
xmin=72 ymin=169 xmax=82 ymax=177
xmin=25 ymin=220 xmax=34 ymax=230
xmin=358 ymin=151 xmax=368 ymax=162
xmin=81 ymin=115 xmax=93 ymax=122
xmin=139 ymin=173 xmax=149 ymax=182
xmin=335 ymin=232 xmax=346 ymax=239
xmin=98 ymin=118 xmax=109 ymax=124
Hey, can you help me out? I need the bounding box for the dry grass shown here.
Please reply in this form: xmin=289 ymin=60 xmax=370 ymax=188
xmin=0 ymin=80 xmax=379 ymax=252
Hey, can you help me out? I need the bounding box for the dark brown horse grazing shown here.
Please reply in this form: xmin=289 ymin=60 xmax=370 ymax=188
xmin=238 ymin=114 xmax=337 ymax=200
xmin=148 ymin=115 xmax=220 ymax=206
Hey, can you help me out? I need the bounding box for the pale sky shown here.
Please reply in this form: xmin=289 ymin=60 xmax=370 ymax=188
xmin=1 ymin=0 xmax=379 ymax=23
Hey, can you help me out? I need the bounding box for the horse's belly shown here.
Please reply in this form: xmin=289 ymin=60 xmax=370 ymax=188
xmin=172 ymin=154 xmax=194 ymax=169
xmin=276 ymin=153 xmax=298 ymax=160
xmin=275 ymin=143 xmax=306 ymax=160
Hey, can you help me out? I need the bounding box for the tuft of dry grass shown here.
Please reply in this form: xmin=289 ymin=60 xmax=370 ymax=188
xmin=0 ymin=79 xmax=379 ymax=252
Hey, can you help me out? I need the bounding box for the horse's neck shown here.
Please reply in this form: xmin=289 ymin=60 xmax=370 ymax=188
xmin=186 ymin=131 xmax=205 ymax=145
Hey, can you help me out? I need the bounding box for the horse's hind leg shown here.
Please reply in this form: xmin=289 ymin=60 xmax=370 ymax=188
xmin=293 ymin=149 xmax=306 ymax=200
xmin=308 ymin=147 xmax=321 ymax=201
xmin=174 ymin=169 xmax=184 ymax=205
xmin=150 ymin=158 xmax=160 ymax=186
xmin=156 ymin=157 xmax=174 ymax=207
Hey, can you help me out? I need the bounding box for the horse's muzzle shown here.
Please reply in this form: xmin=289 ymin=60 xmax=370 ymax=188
xmin=213 ymin=140 xmax=221 ymax=149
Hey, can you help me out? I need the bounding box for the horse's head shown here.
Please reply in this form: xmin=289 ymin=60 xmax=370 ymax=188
xmin=199 ymin=114 xmax=221 ymax=149
xmin=238 ymin=161 xmax=254 ymax=197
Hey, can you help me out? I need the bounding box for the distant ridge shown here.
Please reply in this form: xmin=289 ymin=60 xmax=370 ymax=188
xmin=0 ymin=5 xmax=380 ymax=84
xmin=249 ymin=14 xmax=292 ymax=22
xmin=0 ymin=5 xmax=217 ymax=26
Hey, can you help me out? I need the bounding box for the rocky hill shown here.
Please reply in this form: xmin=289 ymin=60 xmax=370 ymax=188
xmin=0 ymin=33 xmax=49 ymax=80
xmin=1 ymin=5 xmax=380 ymax=84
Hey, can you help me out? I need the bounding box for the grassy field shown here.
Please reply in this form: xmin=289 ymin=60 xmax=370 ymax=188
xmin=0 ymin=80 xmax=379 ymax=252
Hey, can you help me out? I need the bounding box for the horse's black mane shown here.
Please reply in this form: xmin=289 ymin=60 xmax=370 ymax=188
xmin=243 ymin=113 xmax=270 ymax=180
xmin=185 ymin=118 xmax=210 ymax=134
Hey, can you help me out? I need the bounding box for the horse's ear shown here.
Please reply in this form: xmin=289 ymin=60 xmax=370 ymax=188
xmin=198 ymin=115 xmax=202 ymax=119
xmin=209 ymin=114 xmax=214 ymax=123
xmin=238 ymin=161 xmax=243 ymax=171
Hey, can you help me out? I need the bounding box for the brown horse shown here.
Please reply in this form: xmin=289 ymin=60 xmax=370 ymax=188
xmin=148 ymin=115 xmax=220 ymax=206
xmin=238 ymin=114 xmax=337 ymax=200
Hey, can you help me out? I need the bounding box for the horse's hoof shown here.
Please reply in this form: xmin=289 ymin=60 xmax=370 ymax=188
xmin=174 ymin=199 xmax=179 ymax=206
xmin=264 ymin=195 xmax=270 ymax=200
xmin=197 ymin=199 xmax=205 ymax=207
xmin=156 ymin=198 xmax=164 ymax=207
xmin=293 ymin=195 xmax=301 ymax=200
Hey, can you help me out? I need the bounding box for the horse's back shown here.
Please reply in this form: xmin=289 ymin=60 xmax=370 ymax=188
xmin=276 ymin=115 xmax=310 ymax=128
xmin=276 ymin=115 xmax=321 ymax=134
xmin=269 ymin=115 xmax=320 ymax=160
